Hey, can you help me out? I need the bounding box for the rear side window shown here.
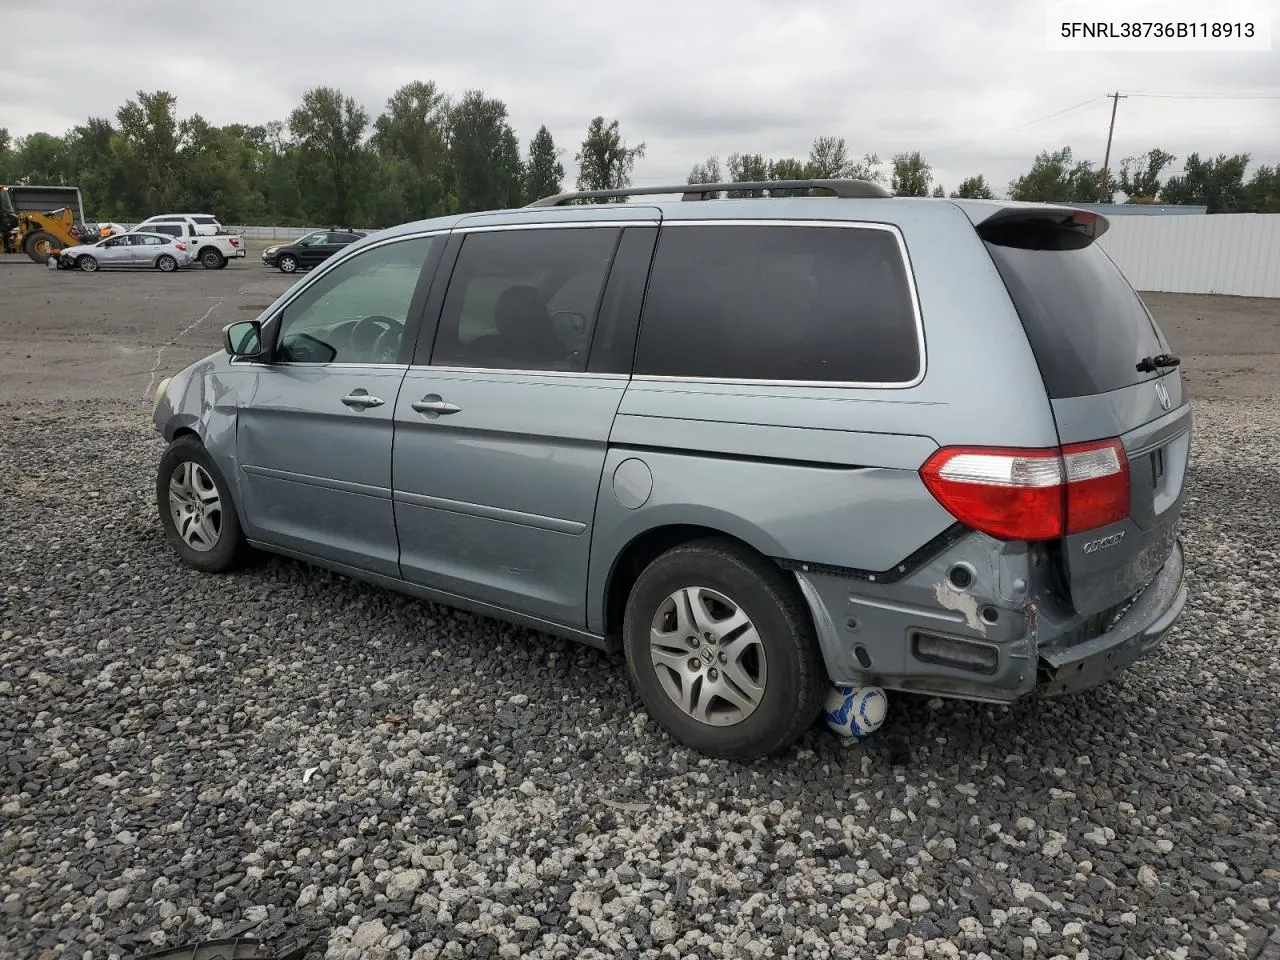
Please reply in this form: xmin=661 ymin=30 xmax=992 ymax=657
xmin=193 ymin=216 xmax=218 ymax=225
xmin=633 ymin=224 xmax=920 ymax=384
xmin=431 ymin=227 xmax=620 ymax=372
xmin=150 ymin=224 xmax=181 ymax=238
xmin=983 ymin=223 xmax=1167 ymax=399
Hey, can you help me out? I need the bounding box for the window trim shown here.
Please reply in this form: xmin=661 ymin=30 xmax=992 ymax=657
xmin=421 ymin=220 xmax=646 ymax=375
xmin=231 ymin=229 xmax=449 ymax=367
xmin=632 ymin=218 xmax=927 ymax=390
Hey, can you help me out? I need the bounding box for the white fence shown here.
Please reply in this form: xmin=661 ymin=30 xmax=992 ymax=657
xmin=1098 ymin=213 xmax=1280 ymax=299
xmin=131 ymin=212 xmax=1280 ymax=298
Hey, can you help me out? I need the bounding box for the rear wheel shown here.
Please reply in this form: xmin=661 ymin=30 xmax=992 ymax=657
xmin=278 ymin=254 xmax=298 ymax=274
xmin=76 ymin=255 xmax=98 ymax=273
xmin=199 ymin=247 xmax=224 ymax=269
xmin=156 ymin=435 xmax=249 ymax=573
xmin=24 ymin=230 xmax=58 ymax=263
xmin=156 ymin=254 xmax=178 ymax=272
xmin=622 ymin=538 xmax=827 ymax=760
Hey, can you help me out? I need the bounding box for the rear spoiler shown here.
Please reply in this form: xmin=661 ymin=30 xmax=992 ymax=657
xmin=951 ymin=200 xmax=1111 ymax=241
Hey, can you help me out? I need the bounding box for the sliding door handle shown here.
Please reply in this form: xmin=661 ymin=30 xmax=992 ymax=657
xmin=411 ymin=394 xmax=462 ymax=416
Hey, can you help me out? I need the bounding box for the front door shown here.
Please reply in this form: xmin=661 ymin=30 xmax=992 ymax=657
xmin=96 ymin=235 xmax=132 ymax=267
xmin=391 ymin=219 xmax=657 ymax=626
xmin=234 ymin=233 xmax=445 ymax=576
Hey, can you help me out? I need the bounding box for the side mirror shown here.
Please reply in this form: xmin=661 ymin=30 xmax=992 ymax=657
xmin=223 ymin=320 xmax=268 ymax=360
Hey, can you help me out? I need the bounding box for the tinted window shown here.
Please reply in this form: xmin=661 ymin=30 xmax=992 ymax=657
xmin=431 ymin=227 xmax=620 ymax=372
xmin=634 ymin=224 xmax=920 ymax=383
xmin=983 ymin=225 xmax=1166 ymax=399
xmin=150 ymin=224 xmax=181 ymax=238
xmin=276 ymin=236 xmax=440 ymax=365
xmin=193 ymin=216 xmax=218 ymax=225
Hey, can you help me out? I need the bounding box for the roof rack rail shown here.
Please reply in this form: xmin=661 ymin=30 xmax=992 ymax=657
xmin=524 ymin=178 xmax=893 ymax=207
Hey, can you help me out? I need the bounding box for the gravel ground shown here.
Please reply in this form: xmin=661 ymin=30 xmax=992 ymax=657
xmin=2 ymin=265 xmax=1279 ymax=959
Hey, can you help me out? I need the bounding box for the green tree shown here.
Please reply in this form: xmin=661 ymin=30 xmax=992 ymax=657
xmin=1008 ymin=147 xmax=1099 ymax=203
xmin=115 ymin=90 xmax=182 ymax=212
xmin=13 ymin=132 xmax=69 ymax=185
xmin=768 ymin=157 xmax=811 ymax=181
xmin=687 ymin=155 xmax=723 ymax=184
xmin=1244 ymin=164 xmax=1280 ymax=213
xmin=447 ymin=90 xmax=523 ymax=212
xmin=289 ymin=86 xmax=369 ymax=225
xmin=808 ymin=136 xmax=854 ymax=178
xmin=931 ymin=184 xmax=945 ymax=198
xmin=1160 ymin=152 xmax=1251 ymax=212
xmin=726 ymin=152 xmax=771 ymax=197
xmin=371 ymin=81 xmax=453 ymax=220
xmin=0 ymin=128 xmax=13 ymax=181
xmin=523 ymin=125 xmax=564 ymax=202
xmin=950 ymin=175 xmax=995 ymax=199
xmin=891 ymin=151 xmax=932 ymax=196
xmin=1118 ymin=148 xmax=1176 ymax=202
xmin=574 ymin=116 xmax=645 ymax=201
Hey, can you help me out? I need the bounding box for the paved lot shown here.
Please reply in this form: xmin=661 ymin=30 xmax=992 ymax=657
xmin=2 ymin=256 xmax=1278 ymax=959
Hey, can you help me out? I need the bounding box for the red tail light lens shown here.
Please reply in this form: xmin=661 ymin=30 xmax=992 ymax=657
xmin=920 ymin=439 xmax=1129 ymax=541
xmin=174 ymin=241 xmax=186 ymax=251
xmin=229 ymin=236 xmax=240 ymax=247
xmin=1062 ymin=439 xmax=1129 ymax=533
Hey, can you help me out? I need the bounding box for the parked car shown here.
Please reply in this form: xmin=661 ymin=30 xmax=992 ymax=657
xmin=140 ymin=220 xmax=245 ymax=269
xmin=136 ymin=213 xmax=224 ymax=236
xmin=261 ymin=229 xmax=366 ymax=273
xmin=54 ymin=230 xmax=193 ymax=272
xmin=150 ymin=178 xmax=1190 ymax=760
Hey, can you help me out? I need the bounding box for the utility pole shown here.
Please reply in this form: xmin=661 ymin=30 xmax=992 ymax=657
xmin=1099 ymin=91 xmax=1127 ymax=202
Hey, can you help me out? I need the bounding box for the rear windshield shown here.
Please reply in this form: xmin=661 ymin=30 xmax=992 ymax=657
xmin=983 ymin=223 xmax=1167 ymax=399
xmin=193 ymin=216 xmax=218 ymax=224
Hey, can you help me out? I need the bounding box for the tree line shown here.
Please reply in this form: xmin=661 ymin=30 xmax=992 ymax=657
xmin=1 ymin=84 xmax=1276 ymax=225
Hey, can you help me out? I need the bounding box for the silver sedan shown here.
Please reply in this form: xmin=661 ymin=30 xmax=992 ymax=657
xmin=54 ymin=232 xmax=195 ymax=273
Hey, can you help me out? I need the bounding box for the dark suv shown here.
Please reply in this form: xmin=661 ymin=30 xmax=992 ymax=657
xmin=262 ymin=229 xmax=367 ymax=273
xmin=151 ymin=179 xmax=1190 ymax=760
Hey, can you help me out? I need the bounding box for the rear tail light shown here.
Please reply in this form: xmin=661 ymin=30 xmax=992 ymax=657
xmin=229 ymin=236 xmax=240 ymax=247
xmin=920 ymin=439 xmax=1129 ymax=541
xmin=174 ymin=241 xmax=186 ymax=251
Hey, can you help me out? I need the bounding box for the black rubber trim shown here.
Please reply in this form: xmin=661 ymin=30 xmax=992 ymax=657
xmin=774 ymin=522 xmax=968 ymax=585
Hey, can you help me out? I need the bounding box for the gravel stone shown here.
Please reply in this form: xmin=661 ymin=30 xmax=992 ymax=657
xmin=2 ymin=295 xmax=1280 ymax=960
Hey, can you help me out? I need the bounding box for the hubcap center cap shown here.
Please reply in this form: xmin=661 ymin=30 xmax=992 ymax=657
xmin=699 ymin=645 xmax=716 ymax=665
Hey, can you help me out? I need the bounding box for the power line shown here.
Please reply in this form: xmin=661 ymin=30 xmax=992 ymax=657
xmin=921 ymin=95 xmax=1109 ymax=155
xmin=1124 ymin=91 xmax=1280 ymax=100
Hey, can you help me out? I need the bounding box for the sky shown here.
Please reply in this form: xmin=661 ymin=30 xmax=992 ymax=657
xmin=2 ymin=0 xmax=1276 ymax=198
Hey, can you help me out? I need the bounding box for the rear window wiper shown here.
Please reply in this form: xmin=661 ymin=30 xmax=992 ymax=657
xmin=1136 ymin=353 xmax=1180 ymax=373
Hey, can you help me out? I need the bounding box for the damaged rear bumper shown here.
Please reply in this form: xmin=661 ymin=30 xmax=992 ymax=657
xmin=1036 ymin=540 xmax=1186 ymax=696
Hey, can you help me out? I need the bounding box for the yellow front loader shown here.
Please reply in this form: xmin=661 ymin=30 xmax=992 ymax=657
xmin=0 ymin=185 xmax=92 ymax=262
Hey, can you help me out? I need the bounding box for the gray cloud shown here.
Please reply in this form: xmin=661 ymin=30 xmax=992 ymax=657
xmin=1 ymin=0 xmax=1274 ymax=198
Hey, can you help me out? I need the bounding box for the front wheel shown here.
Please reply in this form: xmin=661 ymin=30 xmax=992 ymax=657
xmin=77 ymin=255 xmax=98 ymax=273
xmin=622 ymin=538 xmax=827 ymax=760
xmin=278 ymin=254 xmax=298 ymax=274
xmin=199 ymin=247 xmax=224 ymax=269
xmin=156 ymin=254 xmax=178 ymax=272
xmin=156 ymin=436 xmax=249 ymax=573
xmin=24 ymin=230 xmax=58 ymax=263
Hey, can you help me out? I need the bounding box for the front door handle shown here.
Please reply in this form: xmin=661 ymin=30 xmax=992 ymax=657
xmin=341 ymin=389 xmax=384 ymax=409
xmin=411 ymin=394 xmax=462 ymax=416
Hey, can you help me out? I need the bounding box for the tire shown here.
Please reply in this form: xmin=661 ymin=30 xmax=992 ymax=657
xmin=24 ymin=230 xmax=58 ymax=263
xmin=278 ymin=254 xmax=298 ymax=274
xmin=199 ymin=247 xmax=225 ymax=269
xmin=76 ymin=255 xmax=98 ymax=273
xmin=214 ymin=258 xmax=229 ymax=270
xmin=156 ymin=255 xmax=178 ymax=273
xmin=156 ymin=435 xmax=250 ymax=573
xmin=622 ymin=538 xmax=827 ymax=760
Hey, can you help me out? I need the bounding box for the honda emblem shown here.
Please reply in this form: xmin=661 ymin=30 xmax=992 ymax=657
xmin=1155 ymin=380 xmax=1171 ymax=410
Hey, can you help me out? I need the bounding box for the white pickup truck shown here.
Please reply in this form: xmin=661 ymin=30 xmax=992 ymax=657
xmin=134 ymin=215 xmax=246 ymax=269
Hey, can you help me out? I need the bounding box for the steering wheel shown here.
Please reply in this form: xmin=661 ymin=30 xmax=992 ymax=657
xmin=349 ymin=315 xmax=401 ymax=363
